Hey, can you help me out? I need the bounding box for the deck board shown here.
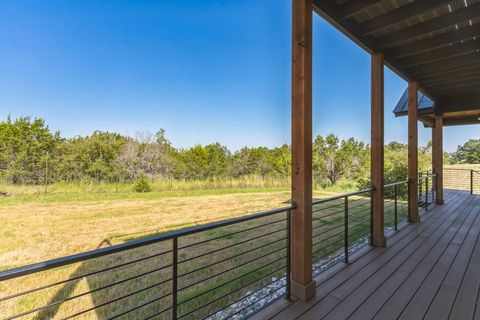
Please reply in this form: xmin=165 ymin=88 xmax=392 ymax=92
xmin=252 ymin=190 xmax=480 ymax=320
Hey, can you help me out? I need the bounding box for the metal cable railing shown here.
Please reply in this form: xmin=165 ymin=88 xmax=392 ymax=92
xmin=473 ymin=170 xmax=480 ymax=195
xmin=384 ymin=180 xmax=409 ymax=234
xmin=418 ymin=172 xmax=436 ymax=211
xmin=0 ymin=206 xmax=294 ymax=320
xmin=311 ymin=188 xmax=374 ymax=274
xmin=443 ymin=168 xmax=473 ymax=192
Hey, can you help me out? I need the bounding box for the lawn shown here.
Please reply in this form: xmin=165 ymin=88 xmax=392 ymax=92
xmin=0 ymin=178 xmax=411 ymax=319
xmin=0 ymin=185 xmax=353 ymax=319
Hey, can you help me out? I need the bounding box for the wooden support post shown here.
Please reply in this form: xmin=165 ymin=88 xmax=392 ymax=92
xmin=370 ymin=52 xmax=386 ymax=247
xmin=290 ymin=0 xmax=315 ymax=302
xmin=432 ymin=115 xmax=444 ymax=205
xmin=408 ymin=81 xmax=419 ymax=222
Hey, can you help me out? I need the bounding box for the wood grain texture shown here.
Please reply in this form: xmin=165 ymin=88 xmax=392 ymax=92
xmin=433 ymin=116 xmax=444 ymax=205
xmin=408 ymin=81 xmax=419 ymax=222
xmin=371 ymin=52 xmax=386 ymax=247
xmin=291 ymin=0 xmax=313 ymax=287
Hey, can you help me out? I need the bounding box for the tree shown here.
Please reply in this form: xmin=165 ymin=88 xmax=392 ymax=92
xmin=56 ymin=131 xmax=126 ymax=182
xmin=0 ymin=116 xmax=59 ymax=184
xmin=116 ymin=130 xmax=174 ymax=181
xmin=452 ymin=139 xmax=480 ymax=164
xmin=230 ymin=147 xmax=273 ymax=178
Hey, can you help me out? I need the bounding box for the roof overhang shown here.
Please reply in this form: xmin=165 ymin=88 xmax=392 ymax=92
xmin=313 ymin=0 xmax=480 ymax=121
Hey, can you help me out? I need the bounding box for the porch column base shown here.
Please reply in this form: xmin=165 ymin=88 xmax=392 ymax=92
xmin=371 ymin=235 xmax=387 ymax=247
xmin=291 ymin=279 xmax=316 ymax=302
xmin=436 ymin=199 xmax=444 ymax=205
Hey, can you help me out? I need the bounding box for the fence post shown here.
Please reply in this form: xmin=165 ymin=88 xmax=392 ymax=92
xmin=471 ymin=170 xmax=474 ymax=195
xmin=172 ymin=237 xmax=178 ymax=320
xmin=432 ymin=175 xmax=436 ymax=204
xmin=419 ymin=173 xmax=423 ymax=203
xmin=425 ymin=176 xmax=429 ymax=211
xmin=407 ymin=179 xmax=412 ymax=221
xmin=394 ymin=185 xmax=398 ymax=231
xmin=344 ymin=196 xmax=349 ymax=264
xmin=286 ymin=209 xmax=291 ymax=301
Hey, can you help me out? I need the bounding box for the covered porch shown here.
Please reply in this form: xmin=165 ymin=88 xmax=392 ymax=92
xmin=288 ymin=0 xmax=480 ymax=307
xmin=254 ymin=189 xmax=480 ymax=319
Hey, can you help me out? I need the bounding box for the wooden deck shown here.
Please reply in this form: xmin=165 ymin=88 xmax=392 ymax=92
xmin=253 ymin=189 xmax=480 ymax=320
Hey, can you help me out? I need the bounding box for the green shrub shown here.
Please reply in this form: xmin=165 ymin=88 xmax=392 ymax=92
xmin=133 ymin=173 xmax=152 ymax=193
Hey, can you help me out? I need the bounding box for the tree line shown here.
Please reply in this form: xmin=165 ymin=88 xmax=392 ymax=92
xmin=0 ymin=116 xmax=476 ymax=187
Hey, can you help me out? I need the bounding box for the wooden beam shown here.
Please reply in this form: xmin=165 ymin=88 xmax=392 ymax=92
xmin=429 ymin=84 xmax=480 ymax=97
xmin=384 ymin=26 xmax=480 ymax=59
xmin=405 ymin=52 xmax=480 ymax=78
xmin=432 ymin=116 xmax=444 ymax=205
xmin=408 ymin=81 xmax=419 ymax=222
xmin=395 ymin=39 xmax=480 ymax=69
xmin=417 ymin=66 xmax=480 ymax=83
xmin=437 ymin=95 xmax=480 ymax=113
xmin=376 ymin=3 xmax=480 ymax=48
xmin=361 ymin=0 xmax=452 ymax=36
xmin=290 ymin=0 xmax=315 ymax=302
xmin=371 ymin=52 xmax=386 ymax=247
xmin=423 ymin=74 xmax=480 ymax=87
xmin=342 ymin=0 xmax=381 ymax=19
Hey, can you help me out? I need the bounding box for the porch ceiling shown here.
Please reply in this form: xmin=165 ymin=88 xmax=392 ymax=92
xmin=313 ymin=0 xmax=480 ymax=116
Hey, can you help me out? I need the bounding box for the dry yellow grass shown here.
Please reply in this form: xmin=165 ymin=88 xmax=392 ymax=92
xmin=1 ymin=188 xmax=345 ymax=319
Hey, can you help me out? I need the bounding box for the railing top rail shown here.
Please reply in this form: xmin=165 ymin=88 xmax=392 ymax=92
xmin=312 ymin=187 xmax=375 ymax=205
xmin=444 ymin=168 xmax=477 ymax=171
xmin=0 ymin=204 xmax=294 ymax=282
xmin=384 ymin=180 xmax=409 ymax=188
xmin=419 ymin=173 xmax=437 ymax=179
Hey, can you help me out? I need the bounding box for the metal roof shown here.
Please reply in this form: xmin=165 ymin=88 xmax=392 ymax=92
xmin=314 ymin=0 xmax=480 ymax=117
xmin=393 ymin=89 xmax=435 ymax=116
xmin=393 ymin=88 xmax=480 ymax=127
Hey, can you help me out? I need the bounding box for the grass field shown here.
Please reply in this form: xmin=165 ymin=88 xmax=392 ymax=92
xmin=0 ymin=181 xmax=359 ymax=319
xmin=0 ymin=168 xmax=467 ymax=319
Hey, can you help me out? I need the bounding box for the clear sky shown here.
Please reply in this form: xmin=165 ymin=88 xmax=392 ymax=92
xmin=0 ymin=0 xmax=477 ymax=152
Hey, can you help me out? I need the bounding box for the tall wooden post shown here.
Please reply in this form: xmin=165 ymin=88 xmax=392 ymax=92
xmin=290 ymin=0 xmax=315 ymax=301
xmin=371 ymin=52 xmax=386 ymax=247
xmin=408 ymin=81 xmax=419 ymax=222
xmin=432 ymin=115 xmax=444 ymax=204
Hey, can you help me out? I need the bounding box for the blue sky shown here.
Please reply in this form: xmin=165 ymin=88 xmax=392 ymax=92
xmin=0 ymin=0 xmax=477 ymax=152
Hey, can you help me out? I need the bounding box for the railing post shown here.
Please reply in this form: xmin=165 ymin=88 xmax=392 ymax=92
xmin=407 ymin=179 xmax=411 ymax=221
xmin=286 ymin=209 xmax=291 ymax=301
xmin=394 ymin=184 xmax=398 ymax=231
xmin=419 ymin=173 xmax=423 ymax=203
xmin=172 ymin=237 xmax=178 ymax=320
xmin=432 ymin=175 xmax=436 ymax=204
xmin=471 ymin=170 xmax=474 ymax=195
xmin=370 ymin=190 xmax=374 ymax=245
xmin=425 ymin=176 xmax=429 ymax=211
xmin=344 ymin=196 xmax=349 ymax=264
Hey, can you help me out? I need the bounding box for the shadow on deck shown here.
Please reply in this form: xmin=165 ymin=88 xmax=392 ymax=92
xmin=253 ymin=189 xmax=480 ymax=320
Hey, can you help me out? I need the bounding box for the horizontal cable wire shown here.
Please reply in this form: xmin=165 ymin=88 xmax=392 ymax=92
xmin=179 ymin=247 xmax=286 ymax=292
xmin=0 ymin=249 xmax=173 ymax=302
xmin=179 ymin=216 xmax=287 ymax=250
xmin=4 ymin=264 xmax=173 ymax=320
xmin=179 ymin=237 xmax=286 ymax=278
xmin=178 ymin=265 xmax=286 ymax=318
xmin=179 ymin=227 xmax=286 ymax=264
xmin=178 ymin=255 xmax=286 ymax=302
xmin=62 ymin=278 xmax=173 ymax=320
